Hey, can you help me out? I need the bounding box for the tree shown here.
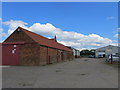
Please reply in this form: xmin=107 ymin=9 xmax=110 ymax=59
xmin=80 ymin=49 xmax=95 ymax=55
xmin=90 ymin=49 xmax=95 ymax=55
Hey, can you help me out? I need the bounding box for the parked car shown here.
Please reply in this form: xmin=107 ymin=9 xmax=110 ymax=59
xmin=88 ymin=55 xmax=95 ymax=58
xmin=98 ymin=54 xmax=104 ymax=58
xmin=106 ymin=54 xmax=119 ymax=62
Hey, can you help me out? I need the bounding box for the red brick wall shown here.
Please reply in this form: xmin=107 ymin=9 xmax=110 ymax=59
xmin=39 ymin=46 xmax=47 ymax=65
xmin=4 ymin=29 xmax=35 ymax=43
xmin=48 ymin=47 xmax=58 ymax=64
xmin=39 ymin=46 xmax=73 ymax=65
xmin=20 ymin=44 xmax=40 ymax=65
xmin=62 ymin=51 xmax=67 ymax=61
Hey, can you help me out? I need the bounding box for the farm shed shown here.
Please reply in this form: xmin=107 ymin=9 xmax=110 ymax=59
xmin=95 ymin=45 xmax=119 ymax=58
xmin=67 ymin=46 xmax=80 ymax=58
xmin=2 ymin=27 xmax=73 ymax=65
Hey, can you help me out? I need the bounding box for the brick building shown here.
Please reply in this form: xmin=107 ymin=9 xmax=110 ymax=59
xmin=2 ymin=27 xmax=73 ymax=65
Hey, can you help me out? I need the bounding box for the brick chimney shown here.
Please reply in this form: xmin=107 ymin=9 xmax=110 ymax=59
xmin=54 ymin=35 xmax=57 ymax=42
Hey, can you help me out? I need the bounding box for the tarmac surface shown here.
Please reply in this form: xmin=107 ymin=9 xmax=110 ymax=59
xmin=2 ymin=58 xmax=118 ymax=88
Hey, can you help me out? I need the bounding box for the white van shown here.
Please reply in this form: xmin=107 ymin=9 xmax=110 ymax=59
xmin=106 ymin=54 xmax=119 ymax=62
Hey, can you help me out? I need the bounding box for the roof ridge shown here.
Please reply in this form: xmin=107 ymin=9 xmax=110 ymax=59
xmin=18 ymin=27 xmax=50 ymax=40
xmin=17 ymin=27 xmax=71 ymax=51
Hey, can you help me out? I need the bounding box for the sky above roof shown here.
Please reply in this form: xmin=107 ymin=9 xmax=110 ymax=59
xmin=1 ymin=2 xmax=119 ymax=50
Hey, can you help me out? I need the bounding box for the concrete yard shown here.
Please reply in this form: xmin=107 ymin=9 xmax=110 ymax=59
xmin=2 ymin=58 xmax=118 ymax=88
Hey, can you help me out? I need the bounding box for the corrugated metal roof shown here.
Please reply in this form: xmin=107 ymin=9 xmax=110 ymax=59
xmin=18 ymin=27 xmax=71 ymax=52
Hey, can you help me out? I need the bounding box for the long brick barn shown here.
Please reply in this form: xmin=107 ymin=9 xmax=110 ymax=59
xmin=2 ymin=27 xmax=73 ymax=66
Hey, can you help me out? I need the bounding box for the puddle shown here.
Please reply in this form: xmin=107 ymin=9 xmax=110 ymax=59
xmin=18 ymin=82 xmax=33 ymax=86
xmin=77 ymin=73 xmax=88 ymax=76
xmin=80 ymin=74 xmax=86 ymax=76
xmin=55 ymin=70 xmax=62 ymax=72
xmin=84 ymin=59 xmax=88 ymax=61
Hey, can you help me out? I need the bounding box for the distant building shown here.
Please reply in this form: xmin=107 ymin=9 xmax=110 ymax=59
xmin=2 ymin=27 xmax=73 ymax=65
xmin=67 ymin=46 xmax=80 ymax=58
xmin=95 ymin=45 xmax=119 ymax=58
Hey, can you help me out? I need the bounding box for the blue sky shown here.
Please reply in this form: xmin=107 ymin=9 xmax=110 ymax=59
xmin=1 ymin=2 xmax=118 ymax=49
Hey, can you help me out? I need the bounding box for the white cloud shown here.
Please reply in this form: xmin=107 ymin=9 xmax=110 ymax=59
xmin=107 ymin=16 xmax=115 ymax=20
xmin=0 ymin=28 xmax=8 ymax=38
xmin=114 ymin=34 xmax=118 ymax=38
xmin=2 ymin=20 xmax=117 ymax=49
xmin=0 ymin=28 xmax=8 ymax=43
xmin=29 ymin=23 xmax=62 ymax=36
xmin=111 ymin=43 xmax=118 ymax=46
xmin=3 ymin=20 xmax=28 ymax=35
xmin=0 ymin=40 xmax=4 ymax=43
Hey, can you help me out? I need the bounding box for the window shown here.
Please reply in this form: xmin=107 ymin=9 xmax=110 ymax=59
xmin=17 ymin=29 xmax=20 ymax=31
xmin=14 ymin=45 xmax=17 ymax=47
